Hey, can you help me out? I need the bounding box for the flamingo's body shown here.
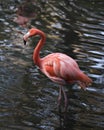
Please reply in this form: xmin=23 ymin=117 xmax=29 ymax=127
xmin=23 ymin=28 xmax=92 ymax=111
xmin=39 ymin=53 xmax=90 ymax=86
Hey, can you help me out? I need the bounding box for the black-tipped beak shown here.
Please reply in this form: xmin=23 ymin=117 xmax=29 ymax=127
xmin=23 ymin=39 xmax=26 ymax=45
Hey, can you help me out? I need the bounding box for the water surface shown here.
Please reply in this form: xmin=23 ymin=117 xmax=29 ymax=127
xmin=0 ymin=0 xmax=104 ymax=130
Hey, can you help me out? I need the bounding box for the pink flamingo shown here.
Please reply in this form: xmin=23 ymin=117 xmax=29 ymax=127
xmin=23 ymin=28 xmax=92 ymax=111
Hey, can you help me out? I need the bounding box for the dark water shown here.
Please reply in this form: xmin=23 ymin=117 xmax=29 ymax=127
xmin=0 ymin=0 xmax=104 ymax=130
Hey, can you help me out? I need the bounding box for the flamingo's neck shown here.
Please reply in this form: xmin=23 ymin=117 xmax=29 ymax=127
xmin=33 ymin=30 xmax=46 ymax=67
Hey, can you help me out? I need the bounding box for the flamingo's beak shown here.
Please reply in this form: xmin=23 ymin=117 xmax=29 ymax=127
xmin=23 ymin=39 xmax=26 ymax=45
xmin=23 ymin=32 xmax=30 ymax=45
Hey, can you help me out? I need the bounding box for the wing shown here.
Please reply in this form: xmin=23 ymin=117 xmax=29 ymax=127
xmin=58 ymin=55 xmax=92 ymax=85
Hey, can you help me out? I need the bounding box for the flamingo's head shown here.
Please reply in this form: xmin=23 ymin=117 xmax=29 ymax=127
xmin=23 ymin=28 xmax=38 ymax=45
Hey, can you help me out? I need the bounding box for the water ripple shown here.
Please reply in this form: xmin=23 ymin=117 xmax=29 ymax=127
xmin=0 ymin=0 xmax=104 ymax=130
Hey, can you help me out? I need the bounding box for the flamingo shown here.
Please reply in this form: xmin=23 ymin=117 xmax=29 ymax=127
xmin=23 ymin=28 xmax=92 ymax=111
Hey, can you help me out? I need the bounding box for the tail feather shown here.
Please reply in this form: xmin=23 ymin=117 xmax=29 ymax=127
xmin=78 ymin=71 xmax=92 ymax=89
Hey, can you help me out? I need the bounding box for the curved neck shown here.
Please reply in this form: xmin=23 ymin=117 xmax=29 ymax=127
xmin=33 ymin=30 xmax=46 ymax=67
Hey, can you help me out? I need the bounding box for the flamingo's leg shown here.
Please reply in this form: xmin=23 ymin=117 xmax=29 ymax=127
xmin=58 ymin=86 xmax=62 ymax=108
xmin=61 ymin=86 xmax=68 ymax=111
